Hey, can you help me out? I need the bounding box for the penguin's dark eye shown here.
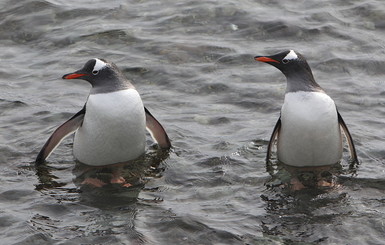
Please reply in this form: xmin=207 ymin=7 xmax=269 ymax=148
xmin=282 ymin=59 xmax=289 ymax=64
xmin=92 ymin=70 xmax=99 ymax=75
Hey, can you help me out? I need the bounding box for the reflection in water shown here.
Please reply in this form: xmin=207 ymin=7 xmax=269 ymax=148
xmin=35 ymin=165 xmax=69 ymax=191
xmin=266 ymin=161 xmax=342 ymax=191
xmin=266 ymin=160 xmax=359 ymax=191
xmin=35 ymin=148 xmax=170 ymax=201
xmin=75 ymin=149 xmax=169 ymax=208
xmin=32 ymin=149 xmax=170 ymax=244
xmin=260 ymin=189 xmax=350 ymax=243
xmin=261 ymin=148 xmax=359 ymax=243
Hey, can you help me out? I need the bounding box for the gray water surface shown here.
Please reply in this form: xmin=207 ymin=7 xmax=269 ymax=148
xmin=0 ymin=0 xmax=384 ymax=244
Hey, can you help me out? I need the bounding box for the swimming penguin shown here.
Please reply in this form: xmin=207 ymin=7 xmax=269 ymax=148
xmin=36 ymin=58 xmax=171 ymax=166
xmin=255 ymin=50 xmax=358 ymax=167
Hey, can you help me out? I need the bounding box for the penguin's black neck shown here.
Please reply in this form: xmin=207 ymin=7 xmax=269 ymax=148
xmin=283 ymin=64 xmax=324 ymax=93
xmin=89 ymin=72 xmax=134 ymax=94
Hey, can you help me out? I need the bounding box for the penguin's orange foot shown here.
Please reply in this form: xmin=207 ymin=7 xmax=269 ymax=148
xmin=290 ymin=177 xmax=306 ymax=191
xmin=110 ymin=176 xmax=132 ymax=187
xmin=81 ymin=178 xmax=107 ymax=187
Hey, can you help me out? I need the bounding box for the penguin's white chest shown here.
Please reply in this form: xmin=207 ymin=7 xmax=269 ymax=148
xmin=278 ymin=91 xmax=342 ymax=167
xmin=73 ymin=89 xmax=146 ymax=166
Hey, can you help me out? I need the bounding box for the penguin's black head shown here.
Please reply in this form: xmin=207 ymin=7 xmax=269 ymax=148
xmin=62 ymin=58 xmax=130 ymax=92
xmin=255 ymin=50 xmax=323 ymax=92
xmin=254 ymin=50 xmax=312 ymax=77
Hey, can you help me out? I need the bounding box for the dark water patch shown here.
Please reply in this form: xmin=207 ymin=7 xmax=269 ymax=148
xmin=0 ymin=99 xmax=27 ymax=112
xmin=124 ymin=66 xmax=150 ymax=75
xmin=316 ymin=57 xmax=385 ymax=75
xmin=0 ymin=189 xmax=37 ymax=202
xmin=340 ymin=2 xmax=385 ymax=25
xmin=135 ymin=43 xmax=234 ymax=66
xmin=194 ymin=83 xmax=230 ymax=95
xmin=340 ymin=176 xmax=385 ymax=191
xmin=172 ymin=44 xmax=234 ymax=63
xmin=78 ymin=185 xmax=141 ymax=209
xmin=236 ymin=20 xmax=297 ymax=41
xmin=260 ymin=190 xmax=353 ymax=243
xmin=81 ymin=29 xmax=141 ymax=46
xmin=34 ymin=112 xmax=77 ymax=125
xmin=54 ymin=7 xmax=107 ymax=23
xmin=124 ymin=64 xmax=197 ymax=90
xmin=304 ymin=11 xmax=346 ymax=26
xmin=237 ymin=19 xmax=340 ymax=43
xmin=197 ymin=156 xmax=235 ymax=168
xmin=0 ymin=1 xmax=58 ymax=44
xmin=211 ymin=141 xmax=233 ymax=151
xmin=216 ymin=54 xmax=255 ymax=66
xmin=13 ymin=233 xmax=54 ymax=245
xmin=223 ymin=91 xmax=280 ymax=113
xmin=154 ymin=2 xmax=247 ymax=34
xmin=150 ymin=216 xmax=243 ymax=245
xmin=193 ymin=114 xmax=231 ymax=125
xmin=0 ymin=0 xmax=54 ymax=16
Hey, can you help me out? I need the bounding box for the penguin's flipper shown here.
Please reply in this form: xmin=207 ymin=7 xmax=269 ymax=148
xmin=337 ymin=111 xmax=358 ymax=163
xmin=266 ymin=117 xmax=281 ymax=164
xmin=145 ymin=107 xmax=171 ymax=149
xmin=35 ymin=107 xmax=85 ymax=165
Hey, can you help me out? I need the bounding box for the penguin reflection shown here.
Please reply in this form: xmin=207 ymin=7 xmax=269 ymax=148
xmin=35 ymin=149 xmax=169 ymax=190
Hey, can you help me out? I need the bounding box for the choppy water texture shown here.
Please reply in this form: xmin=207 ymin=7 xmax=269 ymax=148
xmin=0 ymin=0 xmax=384 ymax=244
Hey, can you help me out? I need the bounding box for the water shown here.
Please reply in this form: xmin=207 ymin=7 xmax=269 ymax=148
xmin=0 ymin=0 xmax=384 ymax=244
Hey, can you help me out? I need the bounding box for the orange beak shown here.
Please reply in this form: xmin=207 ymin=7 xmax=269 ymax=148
xmin=254 ymin=56 xmax=280 ymax=63
xmin=62 ymin=73 xmax=87 ymax=79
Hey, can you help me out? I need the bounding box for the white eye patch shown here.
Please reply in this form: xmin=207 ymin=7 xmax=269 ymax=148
xmin=92 ymin=58 xmax=107 ymax=74
xmin=283 ymin=50 xmax=298 ymax=61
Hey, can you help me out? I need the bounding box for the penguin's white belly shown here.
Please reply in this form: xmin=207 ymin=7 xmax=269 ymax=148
xmin=73 ymin=89 xmax=146 ymax=166
xmin=278 ymin=91 xmax=342 ymax=167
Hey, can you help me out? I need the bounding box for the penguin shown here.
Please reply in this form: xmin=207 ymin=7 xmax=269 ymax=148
xmin=36 ymin=58 xmax=171 ymax=166
xmin=255 ymin=50 xmax=358 ymax=167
